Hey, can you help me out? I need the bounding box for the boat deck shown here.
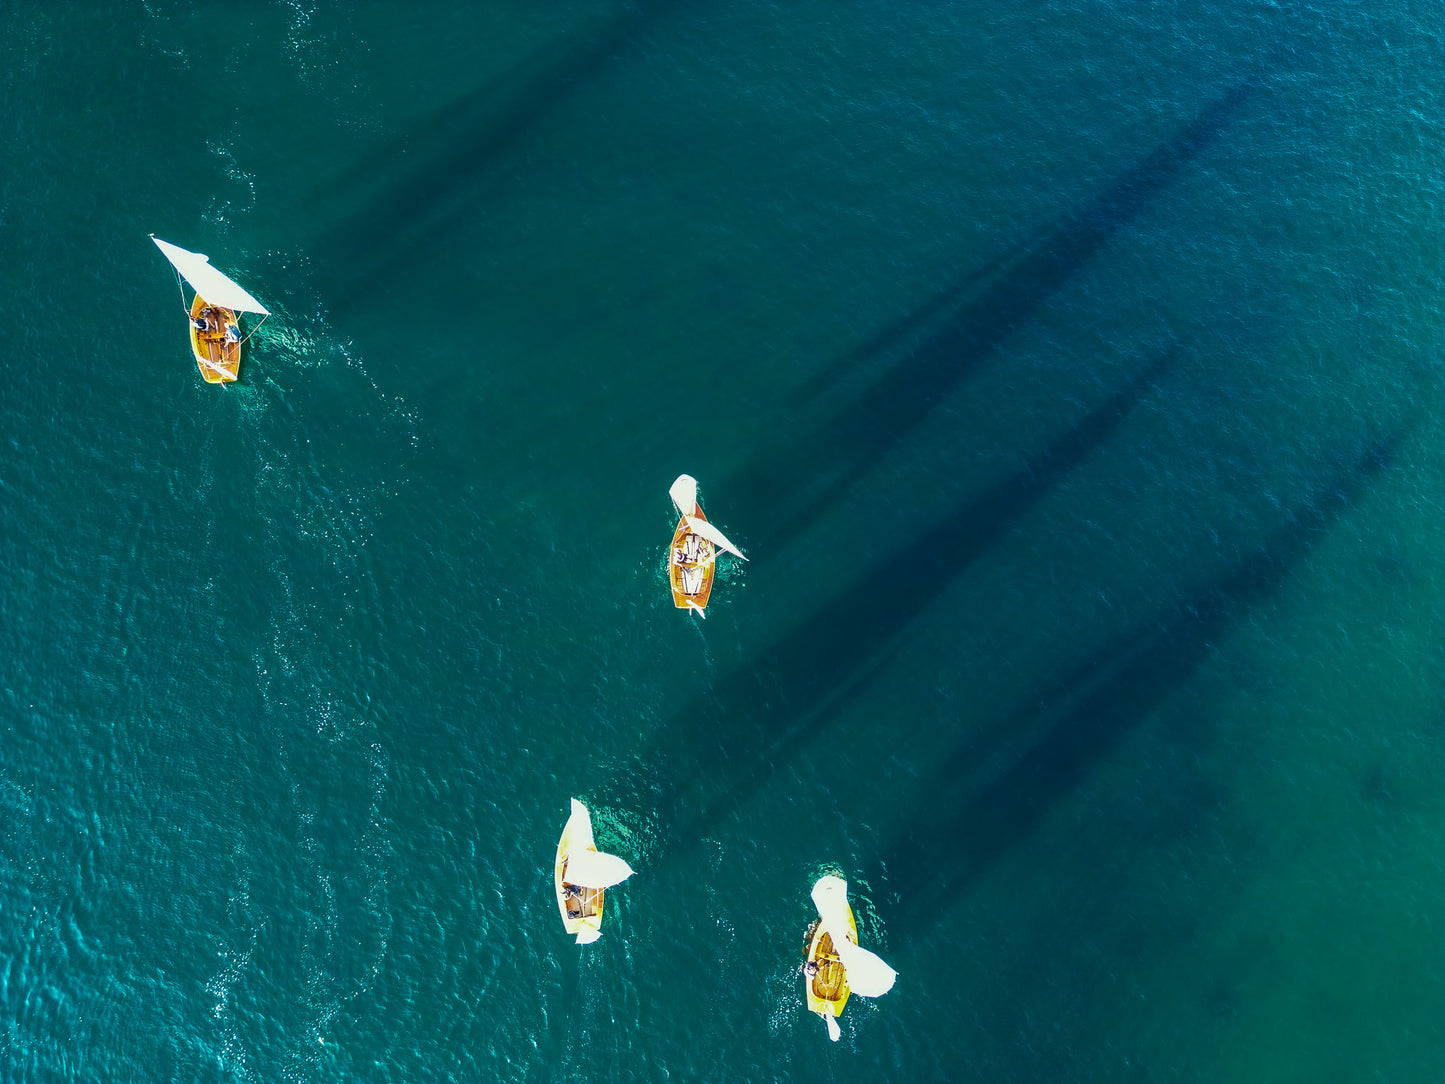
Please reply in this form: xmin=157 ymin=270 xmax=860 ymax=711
xmin=668 ymin=510 xmax=716 ymax=610
xmin=809 ymin=932 xmax=848 ymax=1002
xmin=560 ymin=873 xmax=602 ymax=921
xmin=188 ymin=295 xmax=241 ymax=383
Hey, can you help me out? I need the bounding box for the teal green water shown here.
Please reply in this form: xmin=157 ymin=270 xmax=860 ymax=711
xmin=4 ymin=2 xmax=1445 ymax=1080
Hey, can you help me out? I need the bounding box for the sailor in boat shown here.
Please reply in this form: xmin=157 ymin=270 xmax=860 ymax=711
xmin=565 ymin=886 xmax=587 ymax=917
xmin=151 ymin=236 xmax=271 ymax=377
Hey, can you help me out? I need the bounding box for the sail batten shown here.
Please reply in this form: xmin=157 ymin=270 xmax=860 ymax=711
xmin=152 ymin=235 xmax=270 ymax=315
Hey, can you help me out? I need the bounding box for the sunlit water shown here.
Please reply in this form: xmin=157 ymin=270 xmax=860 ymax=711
xmin=3 ymin=2 xmax=1444 ymax=1081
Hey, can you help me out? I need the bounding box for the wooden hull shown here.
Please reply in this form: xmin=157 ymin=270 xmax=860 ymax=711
xmin=554 ymin=818 xmax=604 ymax=943
xmin=805 ymin=907 xmax=857 ymax=1022
xmin=668 ymin=506 xmax=716 ymax=613
xmin=189 ymin=294 xmax=241 ymax=384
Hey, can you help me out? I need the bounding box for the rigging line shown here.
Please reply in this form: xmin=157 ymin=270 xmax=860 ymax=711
xmin=236 ymin=312 xmax=270 ymax=351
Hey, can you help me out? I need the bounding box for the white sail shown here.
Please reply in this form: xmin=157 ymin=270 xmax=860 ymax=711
xmin=561 ymin=799 xmax=634 ymax=886
xmin=811 ymin=876 xmax=854 ymax=941
xmin=811 ymin=875 xmax=897 ymax=999
xmin=669 ymin=474 xmax=699 ymax=517
xmin=575 ymin=926 xmax=602 ymax=945
xmin=151 ymin=235 xmax=270 ymax=315
xmin=832 ymin=936 xmax=897 ymax=998
xmin=684 ymin=515 xmax=746 ymax=561
xmin=564 ymin=798 xmax=597 ymax=853
xmin=566 ymin=849 xmax=635 ymax=889
xmin=824 ymin=1014 xmax=841 ymax=1042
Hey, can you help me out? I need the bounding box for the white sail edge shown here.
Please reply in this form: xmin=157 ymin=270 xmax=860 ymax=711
xmin=565 ymin=798 xmax=597 ymax=853
xmin=151 ymin=235 xmax=271 ymax=315
xmin=825 ymin=1014 xmax=841 ymax=1042
xmin=684 ymin=515 xmax=746 ymax=561
xmin=669 ymin=474 xmax=699 ymax=517
xmin=811 ymin=876 xmax=851 ymax=927
xmin=833 ymin=938 xmax=897 ymax=998
xmin=575 ymin=926 xmax=602 ymax=945
xmin=566 ymin=849 xmax=635 ymax=890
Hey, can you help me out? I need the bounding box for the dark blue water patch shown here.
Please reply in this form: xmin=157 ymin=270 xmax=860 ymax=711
xmin=874 ymin=429 xmax=1402 ymax=934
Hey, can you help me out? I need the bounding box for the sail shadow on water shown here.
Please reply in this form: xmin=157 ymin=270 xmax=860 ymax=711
xmin=310 ymin=0 xmax=684 ymax=307
xmin=785 ymin=229 xmax=1049 ymax=409
xmin=870 ymin=427 xmax=1406 ymax=943
xmin=724 ymin=81 xmax=1260 ymax=557
xmin=622 ymin=349 xmax=1177 ymax=861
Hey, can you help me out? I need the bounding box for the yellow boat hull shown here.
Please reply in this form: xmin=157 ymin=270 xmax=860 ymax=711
xmin=805 ymin=906 xmax=857 ymax=1022
xmin=668 ymin=507 xmax=716 ymax=612
xmin=188 ymin=294 xmax=241 ymax=384
xmin=554 ymin=815 xmax=604 ymax=942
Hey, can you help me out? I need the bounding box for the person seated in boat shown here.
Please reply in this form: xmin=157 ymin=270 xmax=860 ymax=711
xmin=803 ymin=960 xmax=819 ymax=979
xmin=193 ymin=313 xmax=212 ymax=333
xmin=674 ymin=547 xmax=689 ymax=566
xmin=223 ymin=323 xmax=241 ymax=344
xmin=566 ymin=907 xmax=582 ymax=920
xmin=562 ymin=883 xmax=580 ymax=900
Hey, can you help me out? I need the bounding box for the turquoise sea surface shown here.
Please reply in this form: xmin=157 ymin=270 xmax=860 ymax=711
xmin=3 ymin=2 xmax=1445 ymax=1081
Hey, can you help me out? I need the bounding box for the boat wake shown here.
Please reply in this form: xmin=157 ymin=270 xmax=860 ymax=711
xmin=180 ymin=240 xmax=406 ymax=1081
xmin=270 ymin=740 xmax=394 ymax=1082
xmin=204 ymin=139 xmax=258 ymax=235
xmin=276 ymin=0 xmax=380 ymax=132
xmin=205 ymin=910 xmax=261 ymax=1084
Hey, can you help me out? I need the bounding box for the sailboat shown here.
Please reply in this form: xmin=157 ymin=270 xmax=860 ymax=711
xmin=803 ymin=875 xmax=897 ymax=1041
xmin=553 ymin=798 xmax=635 ymax=944
xmin=151 ymin=235 xmax=270 ymax=384
xmin=667 ymin=474 xmax=746 ymax=617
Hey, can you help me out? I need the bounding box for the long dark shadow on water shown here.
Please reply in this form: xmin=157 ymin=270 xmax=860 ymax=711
xmin=631 ymin=351 xmax=1176 ymax=859
xmin=728 ymin=82 xmax=1258 ymax=557
xmin=871 ymin=429 xmax=1403 ymax=943
xmin=311 ymin=0 xmax=679 ymax=306
xmin=784 ymin=240 xmax=1027 ymax=408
